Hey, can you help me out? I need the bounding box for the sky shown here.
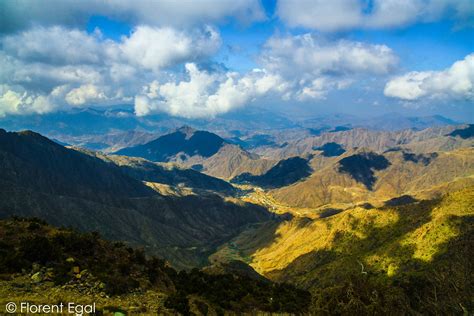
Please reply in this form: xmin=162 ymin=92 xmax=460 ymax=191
xmin=0 ymin=0 xmax=473 ymax=121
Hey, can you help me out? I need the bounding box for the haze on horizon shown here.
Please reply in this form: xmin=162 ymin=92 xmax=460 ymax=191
xmin=0 ymin=0 xmax=473 ymax=123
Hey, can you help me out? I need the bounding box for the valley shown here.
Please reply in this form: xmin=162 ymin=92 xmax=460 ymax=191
xmin=0 ymin=118 xmax=473 ymax=314
xmin=1 ymin=3 xmax=473 ymax=314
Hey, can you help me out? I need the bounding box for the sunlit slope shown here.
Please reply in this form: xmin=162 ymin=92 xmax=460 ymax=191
xmin=270 ymin=147 xmax=474 ymax=208
xmin=257 ymin=125 xmax=473 ymax=159
xmin=211 ymin=187 xmax=473 ymax=314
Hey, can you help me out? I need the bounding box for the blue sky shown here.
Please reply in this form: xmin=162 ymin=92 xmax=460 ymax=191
xmin=0 ymin=0 xmax=473 ymax=121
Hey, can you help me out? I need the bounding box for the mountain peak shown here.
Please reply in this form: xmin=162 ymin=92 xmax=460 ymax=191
xmin=176 ymin=125 xmax=196 ymax=139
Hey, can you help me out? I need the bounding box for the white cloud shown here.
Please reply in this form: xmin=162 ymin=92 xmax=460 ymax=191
xmin=261 ymin=34 xmax=398 ymax=77
xmin=121 ymin=25 xmax=221 ymax=72
xmin=0 ymin=85 xmax=60 ymax=117
xmin=0 ymin=25 xmax=224 ymax=115
xmin=2 ymin=27 xmax=109 ymax=65
xmin=135 ymin=63 xmax=287 ymax=118
xmin=384 ymin=53 xmax=474 ymax=101
xmin=65 ymin=84 xmax=108 ymax=105
xmin=257 ymin=34 xmax=398 ymax=101
xmin=0 ymin=0 xmax=265 ymax=33
xmin=277 ymin=0 xmax=474 ymax=31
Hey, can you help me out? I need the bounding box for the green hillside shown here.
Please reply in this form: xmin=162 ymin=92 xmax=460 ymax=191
xmin=0 ymin=217 xmax=310 ymax=314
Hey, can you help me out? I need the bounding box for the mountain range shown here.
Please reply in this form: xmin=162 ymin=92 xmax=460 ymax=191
xmin=0 ymin=118 xmax=472 ymax=314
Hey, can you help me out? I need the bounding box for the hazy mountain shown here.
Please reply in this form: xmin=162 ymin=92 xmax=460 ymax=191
xmin=299 ymin=113 xmax=459 ymax=131
xmin=256 ymin=125 xmax=473 ymax=159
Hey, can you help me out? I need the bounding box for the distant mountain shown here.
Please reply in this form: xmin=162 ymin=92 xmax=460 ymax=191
xmin=270 ymin=147 xmax=474 ymax=208
xmin=0 ymin=129 xmax=272 ymax=268
xmin=299 ymin=113 xmax=459 ymax=132
xmin=116 ymin=126 xmax=226 ymax=162
xmin=116 ymin=126 xmax=277 ymax=179
xmin=59 ymin=130 xmax=159 ymax=152
xmin=257 ymin=125 xmax=473 ymax=160
xmin=228 ymin=134 xmax=278 ymax=150
xmin=359 ymin=113 xmax=459 ymax=131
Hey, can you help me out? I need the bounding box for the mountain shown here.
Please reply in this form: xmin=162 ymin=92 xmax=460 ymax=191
xmin=298 ymin=113 xmax=459 ymax=132
xmin=116 ymin=126 xmax=226 ymax=162
xmin=116 ymin=126 xmax=277 ymax=179
xmin=255 ymin=125 xmax=473 ymax=159
xmin=58 ymin=130 xmax=159 ymax=152
xmin=0 ymin=129 xmax=154 ymax=200
xmin=448 ymin=124 xmax=474 ymax=139
xmin=269 ymin=147 xmax=474 ymax=209
xmin=0 ymin=129 xmax=272 ymax=269
xmin=1 ymin=124 xmax=473 ymax=315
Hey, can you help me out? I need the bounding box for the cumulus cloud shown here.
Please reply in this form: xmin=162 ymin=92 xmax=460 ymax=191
xmin=135 ymin=63 xmax=287 ymax=118
xmin=0 ymin=0 xmax=265 ymax=33
xmin=121 ymin=26 xmax=221 ymax=72
xmin=261 ymin=34 xmax=398 ymax=77
xmin=2 ymin=27 xmax=108 ymax=65
xmin=65 ymin=84 xmax=108 ymax=105
xmin=0 ymin=85 xmax=63 ymax=117
xmin=257 ymin=33 xmax=398 ymax=101
xmin=384 ymin=54 xmax=474 ymax=101
xmin=277 ymin=0 xmax=474 ymax=31
xmin=0 ymin=25 xmax=222 ymax=115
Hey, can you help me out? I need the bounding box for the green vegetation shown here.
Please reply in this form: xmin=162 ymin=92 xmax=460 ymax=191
xmin=264 ymin=188 xmax=474 ymax=314
xmin=0 ymin=217 xmax=310 ymax=314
